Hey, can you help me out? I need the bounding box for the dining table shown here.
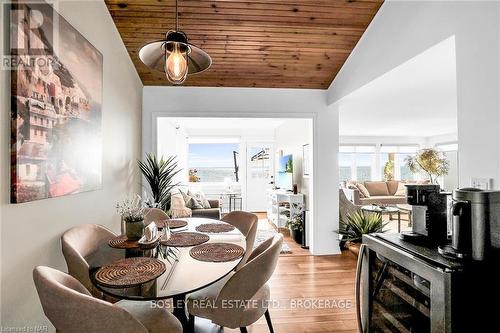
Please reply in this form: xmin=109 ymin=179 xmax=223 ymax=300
xmin=87 ymin=217 xmax=247 ymax=332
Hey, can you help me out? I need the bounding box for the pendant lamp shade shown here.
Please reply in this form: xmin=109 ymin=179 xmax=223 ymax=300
xmin=138 ymin=0 xmax=211 ymax=84
xmin=139 ymin=37 xmax=212 ymax=76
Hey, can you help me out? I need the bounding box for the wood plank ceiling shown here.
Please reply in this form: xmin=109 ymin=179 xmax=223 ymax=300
xmin=105 ymin=0 xmax=383 ymax=89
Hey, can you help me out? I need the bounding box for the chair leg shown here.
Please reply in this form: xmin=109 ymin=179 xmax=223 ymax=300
xmin=264 ymin=309 xmax=275 ymax=333
xmin=188 ymin=314 xmax=195 ymax=333
xmin=240 ymin=327 xmax=248 ymax=333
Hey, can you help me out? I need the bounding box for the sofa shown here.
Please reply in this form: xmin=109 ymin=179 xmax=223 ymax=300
xmin=342 ymin=180 xmax=408 ymax=206
xmin=191 ymin=199 xmax=221 ymax=219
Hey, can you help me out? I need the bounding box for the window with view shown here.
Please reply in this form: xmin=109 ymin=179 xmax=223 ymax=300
xmin=339 ymin=145 xmax=420 ymax=182
xmin=339 ymin=152 xmax=353 ymax=182
xmin=188 ymin=143 xmax=240 ymax=183
xmin=380 ymin=145 xmax=419 ymax=181
xmin=339 ymin=146 xmax=375 ymax=181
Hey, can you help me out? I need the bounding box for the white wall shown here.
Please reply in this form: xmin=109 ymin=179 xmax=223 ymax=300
xmin=185 ymin=127 xmax=275 ymax=140
xmin=143 ymin=86 xmax=340 ymax=255
xmin=425 ymin=133 xmax=458 ymax=147
xmin=157 ymin=118 xmax=188 ymax=184
xmin=328 ymin=1 xmax=500 ymax=189
xmin=340 ymin=135 xmax=426 ymax=147
xmin=0 ymin=1 xmax=143 ymax=329
xmin=274 ymin=119 xmax=313 ymax=208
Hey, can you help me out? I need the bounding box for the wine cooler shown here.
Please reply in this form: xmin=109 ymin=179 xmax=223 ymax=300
xmin=356 ymin=234 xmax=467 ymax=333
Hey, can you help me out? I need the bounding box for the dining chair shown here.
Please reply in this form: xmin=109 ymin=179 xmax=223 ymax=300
xmin=187 ymin=234 xmax=283 ymax=333
xmin=144 ymin=207 xmax=170 ymax=226
xmin=221 ymin=211 xmax=258 ymax=269
xmin=33 ymin=266 xmax=182 ymax=333
xmin=61 ymin=224 xmax=116 ymax=297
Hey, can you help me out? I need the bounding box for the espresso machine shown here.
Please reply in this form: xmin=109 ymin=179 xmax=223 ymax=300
xmin=439 ymin=188 xmax=500 ymax=261
xmin=400 ymin=184 xmax=449 ymax=243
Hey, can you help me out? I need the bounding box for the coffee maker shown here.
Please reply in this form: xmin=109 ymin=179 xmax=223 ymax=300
xmin=400 ymin=184 xmax=449 ymax=243
xmin=438 ymin=188 xmax=500 ymax=261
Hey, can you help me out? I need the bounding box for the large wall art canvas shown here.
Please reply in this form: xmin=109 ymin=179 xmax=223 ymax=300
xmin=10 ymin=2 xmax=102 ymax=203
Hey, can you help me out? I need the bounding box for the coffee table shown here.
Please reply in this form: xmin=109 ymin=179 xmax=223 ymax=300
xmin=361 ymin=205 xmax=402 ymax=233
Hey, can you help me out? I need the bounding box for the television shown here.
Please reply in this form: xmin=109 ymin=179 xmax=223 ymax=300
xmin=277 ymin=154 xmax=293 ymax=191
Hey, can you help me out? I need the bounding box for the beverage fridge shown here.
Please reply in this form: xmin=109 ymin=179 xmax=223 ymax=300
xmin=355 ymin=233 xmax=467 ymax=333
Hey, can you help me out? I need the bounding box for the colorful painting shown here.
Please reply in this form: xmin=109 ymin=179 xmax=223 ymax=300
xmin=10 ymin=2 xmax=102 ymax=203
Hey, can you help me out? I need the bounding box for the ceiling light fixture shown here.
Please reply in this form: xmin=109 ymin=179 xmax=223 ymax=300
xmin=138 ymin=0 xmax=211 ymax=85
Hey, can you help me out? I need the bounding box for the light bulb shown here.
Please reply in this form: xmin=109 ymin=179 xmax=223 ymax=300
xmin=165 ymin=42 xmax=188 ymax=84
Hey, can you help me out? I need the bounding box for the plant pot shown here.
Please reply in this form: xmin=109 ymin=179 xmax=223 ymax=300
xmin=290 ymin=228 xmax=303 ymax=245
xmin=125 ymin=219 xmax=145 ymax=240
xmin=346 ymin=242 xmax=361 ymax=258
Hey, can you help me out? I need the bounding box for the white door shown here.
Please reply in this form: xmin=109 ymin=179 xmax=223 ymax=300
xmin=246 ymin=143 xmax=273 ymax=212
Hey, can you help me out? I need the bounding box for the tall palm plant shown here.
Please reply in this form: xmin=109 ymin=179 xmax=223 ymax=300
xmin=138 ymin=154 xmax=181 ymax=211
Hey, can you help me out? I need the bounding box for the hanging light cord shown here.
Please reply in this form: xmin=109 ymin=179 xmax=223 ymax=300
xmin=175 ymin=0 xmax=179 ymax=31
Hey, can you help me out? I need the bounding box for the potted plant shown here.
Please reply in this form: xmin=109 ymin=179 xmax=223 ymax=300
xmin=286 ymin=203 xmax=304 ymax=244
xmin=116 ymin=196 xmax=151 ymax=240
xmin=338 ymin=211 xmax=388 ymax=257
xmin=405 ymin=148 xmax=449 ymax=185
xmin=138 ymin=154 xmax=181 ymax=211
xmin=383 ymin=160 xmax=394 ymax=181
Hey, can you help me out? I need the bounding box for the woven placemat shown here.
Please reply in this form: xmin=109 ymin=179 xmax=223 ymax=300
xmin=160 ymin=232 xmax=209 ymax=247
xmin=156 ymin=219 xmax=188 ymax=229
xmin=94 ymin=257 xmax=166 ymax=288
xmin=195 ymin=223 xmax=235 ymax=233
xmin=108 ymin=235 xmax=139 ymax=249
xmin=190 ymin=243 xmax=245 ymax=262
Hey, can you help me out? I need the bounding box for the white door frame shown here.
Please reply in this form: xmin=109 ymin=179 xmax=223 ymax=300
xmin=150 ymin=111 xmax=316 ymax=252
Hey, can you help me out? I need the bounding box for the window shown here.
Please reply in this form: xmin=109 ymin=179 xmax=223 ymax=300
xmin=188 ymin=142 xmax=240 ymax=183
xmin=338 ymin=152 xmax=353 ymax=182
xmin=339 ymin=144 xmax=420 ymax=182
xmin=339 ymin=146 xmax=375 ymax=181
xmin=356 ymin=153 xmax=373 ymax=181
xmin=381 ymin=145 xmax=419 ymax=181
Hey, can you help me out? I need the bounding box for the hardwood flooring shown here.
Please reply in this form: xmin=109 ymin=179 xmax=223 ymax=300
xmin=194 ymin=224 xmax=359 ymax=333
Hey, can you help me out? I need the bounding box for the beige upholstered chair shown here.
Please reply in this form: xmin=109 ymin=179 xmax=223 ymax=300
xmin=221 ymin=211 xmax=258 ymax=269
xmin=61 ymin=224 xmax=116 ymax=296
xmin=33 ymin=266 xmax=182 ymax=333
xmin=187 ymin=234 xmax=283 ymax=333
xmin=144 ymin=207 xmax=170 ymax=226
xmin=339 ymin=189 xmax=362 ymax=223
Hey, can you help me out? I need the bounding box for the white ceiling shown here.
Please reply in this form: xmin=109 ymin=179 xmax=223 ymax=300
xmin=339 ymin=36 xmax=458 ymax=138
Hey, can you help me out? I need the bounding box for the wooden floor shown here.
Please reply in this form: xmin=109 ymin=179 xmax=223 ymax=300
xmin=195 ymin=225 xmax=359 ymax=333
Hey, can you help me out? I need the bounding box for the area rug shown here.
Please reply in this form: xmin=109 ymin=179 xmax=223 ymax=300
xmin=254 ymin=228 xmax=292 ymax=254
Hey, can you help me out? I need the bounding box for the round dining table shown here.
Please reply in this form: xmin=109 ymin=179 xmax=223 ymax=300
xmin=87 ymin=217 xmax=247 ymax=331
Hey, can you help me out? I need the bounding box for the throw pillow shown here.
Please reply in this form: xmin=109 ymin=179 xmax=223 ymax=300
xmin=395 ymin=182 xmax=407 ymax=196
xmin=191 ymin=189 xmax=212 ymax=209
xmin=169 ymin=193 xmax=192 ymax=218
xmin=356 ymin=183 xmax=371 ymax=198
xmin=180 ymin=189 xmax=204 ymax=209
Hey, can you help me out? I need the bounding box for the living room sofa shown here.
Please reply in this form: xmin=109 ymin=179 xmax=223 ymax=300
xmin=190 ymin=199 xmax=221 ymax=219
xmin=342 ymin=181 xmax=408 ymax=205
